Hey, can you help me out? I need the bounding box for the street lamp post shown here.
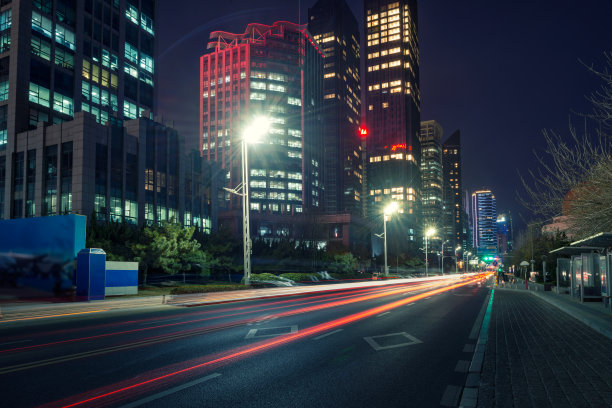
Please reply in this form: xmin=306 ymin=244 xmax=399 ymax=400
xmin=464 ymin=251 xmax=471 ymax=273
xmin=227 ymin=117 xmax=269 ymax=286
xmin=383 ymin=202 xmax=399 ymax=277
xmin=425 ymin=228 xmax=436 ymax=277
xmin=441 ymin=240 xmax=449 ymax=275
xmin=455 ymin=246 xmax=461 ymax=274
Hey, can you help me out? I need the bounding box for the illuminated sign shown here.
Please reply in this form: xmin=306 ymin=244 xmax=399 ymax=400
xmin=358 ymin=126 xmax=368 ymax=137
xmin=390 ymin=143 xmax=406 ymax=151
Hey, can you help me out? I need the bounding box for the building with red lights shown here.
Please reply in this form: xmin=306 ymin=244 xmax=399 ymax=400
xmin=364 ymin=0 xmax=421 ymax=252
xmin=308 ymin=0 xmax=363 ymax=216
xmin=199 ymin=21 xmax=326 ymax=241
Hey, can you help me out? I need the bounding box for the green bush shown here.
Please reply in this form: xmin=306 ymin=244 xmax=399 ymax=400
xmin=170 ymin=284 xmax=250 ymax=295
xmin=279 ymin=273 xmax=318 ymax=282
xmin=249 ymin=273 xmax=285 ymax=281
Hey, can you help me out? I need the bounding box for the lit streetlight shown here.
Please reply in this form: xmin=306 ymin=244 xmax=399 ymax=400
xmin=225 ymin=116 xmax=270 ymax=286
xmin=382 ymin=201 xmax=399 ymax=277
xmin=425 ymin=227 xmax=436 ymax=277
xmin=464 ymin=251 xmax=472 ymax=273
xmin=455 ymin=246 xmax=461 ymax=274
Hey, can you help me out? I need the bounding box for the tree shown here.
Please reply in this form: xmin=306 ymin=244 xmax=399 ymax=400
xmin=520 ymin=54 xmax=612 ymax=239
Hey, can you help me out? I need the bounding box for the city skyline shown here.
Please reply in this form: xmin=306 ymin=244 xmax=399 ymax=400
xmin=157 ymin=0 xmax=612 ymax=232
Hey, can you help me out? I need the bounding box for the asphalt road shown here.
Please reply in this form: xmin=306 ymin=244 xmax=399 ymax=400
xmin=0 ymin=275 xmax=492 ymax=407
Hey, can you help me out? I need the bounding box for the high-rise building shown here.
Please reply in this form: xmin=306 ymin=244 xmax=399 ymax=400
xmin=1 ymin=0 xmax=158 ymax=218
xmin=419 ymin=120 xmax=443 ymax=236
xmin=308 ymin=0 xmax=362 ymax=216
xmin=496 ymin=211 xmax=513 ymax=254
xmin=442 ymin=130 xmax=464 ymax=250
xmin=364 ymin=0 xmax=421 ymax=249
xmin=471 ymin=189 xmax=498 ymax=254
xmin=200 ymin=21 xmax=324 ymax=236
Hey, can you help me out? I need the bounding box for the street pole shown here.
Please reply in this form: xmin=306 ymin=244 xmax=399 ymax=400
xmin=242 ymin=138 xmax=252 ymax=286
xmin=383 ymin=214 xmax=388 ymax=277
xmin=441 ymin=240 xmax=449 ymax=275
xmin=425 ymin=234 xmax=429 ymax=277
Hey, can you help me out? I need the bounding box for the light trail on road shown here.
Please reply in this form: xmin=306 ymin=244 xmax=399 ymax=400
xmin=39 ymin=275 xmax=489 ymax=408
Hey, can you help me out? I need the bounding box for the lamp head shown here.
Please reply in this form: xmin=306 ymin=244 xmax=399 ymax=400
xmin=384 ymin=201 xmax=399 ymax=215
xmin=425 ymin=227 xmax=436 ymax=237
xmin=244 ymin=116 xmax=270 ymax=143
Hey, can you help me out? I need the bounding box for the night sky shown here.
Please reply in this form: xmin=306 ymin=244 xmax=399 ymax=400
xmin=157 ymin=0 xmax=612 ymax=232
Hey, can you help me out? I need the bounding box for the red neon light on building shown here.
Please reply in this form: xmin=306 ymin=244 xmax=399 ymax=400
xmin=390 ymin=143 xmax=406 ymax=151
xmin=358 ymin=126 xmax=368 ymax=137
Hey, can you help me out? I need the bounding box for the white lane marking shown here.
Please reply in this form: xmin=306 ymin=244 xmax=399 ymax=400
xmin=364 ymin=332 xmax=422 ymax=351
xmin=405 ymin=303 xmax=415 ymax=307
xmin=463 ymin=343 xmax=476 ymax=353
xmin=0 ymin=339 xmax=32 ymax=346
xmin=377 ymin=311 xmax=391 ymax=317
xmin=245 ymin=325 xmax=298 ymax=339
xmin=425 ymin=297 xmax=431 ymax=299
xmin=314 ymin=329 xmax=343 ymax=340
xmin=118 ymin=373 xmax=221 ymax=408
xmin=455 ymin=360 xmax=470 ymax=373
xmin=440 ymin=385 xmax=462 ymax=407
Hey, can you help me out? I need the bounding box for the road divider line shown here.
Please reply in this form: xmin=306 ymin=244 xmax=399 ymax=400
xmin=377 ymin=311 xmax=391 ymax=317
xmin=313 ymin=329 xmax=343 ymax=340
xmin=117 ymin=373 xmax=221 ymax=408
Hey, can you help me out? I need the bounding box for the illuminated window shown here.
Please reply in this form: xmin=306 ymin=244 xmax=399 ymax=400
xmin=324 ymin=93 xmax=335 ymax=99
xmin=123 ymin=101 xmax=137 ymax=119
xmin=382 ymin=102 xmax=389 ymax=108
xmin=125 ymin=4 xmax=139 ymax=25
xmin=124 ymin=63 xmax=138 ymax=78
xmin=268 ymin=73 xmax=286 ymax=82
xmin=324 ymin=72 xmax=335 ymax=79
xmin=389 ymin=60 xmax=401 ymax=67
xmin=32 ymin=11 xmax=52 ymax=38
xmin=53 ymin=93 xmax=73 ymax=116
xmin=55 ymin=25 xmax=75 ymax=50
xmin=28 ymin=83 xmax=50 ymax=107
xmin=250 ymin=92 xmax=265 ymax=101
xmin=140 ymin=13 xmax=154 ymax=35
xmin=269 ymin=83 xmax=285 ymax=92
xmin=125 ymin=42 xmax=138 ymax=64
xmin=140 ymin=52 xmax=154 ymax=73
xmin=250 ymin=81 xmax=266 ymax=90
xmin=31 ymin=36 xmax=51 ymax=61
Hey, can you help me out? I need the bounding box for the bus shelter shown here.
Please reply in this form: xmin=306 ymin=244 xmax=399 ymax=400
xmin=550 ymin=232 xmax=612 ymax=307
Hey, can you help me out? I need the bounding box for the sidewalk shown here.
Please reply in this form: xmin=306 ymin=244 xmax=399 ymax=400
xmin=477 ymin=284 xmax=612 ymax=407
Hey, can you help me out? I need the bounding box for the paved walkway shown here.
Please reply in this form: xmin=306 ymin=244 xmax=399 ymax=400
xmin=478 ymin=288 xmax=612 ymax=407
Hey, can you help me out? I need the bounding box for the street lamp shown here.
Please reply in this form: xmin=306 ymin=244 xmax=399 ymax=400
xmin=455 ymin=246 xmax=461 ymax=274
xmin=226 ymin=116 xmax=270 ymax=286
xmin=441 ymin=240 xmax=449 ymax=275
xmin=425 ymin=227 xmax=436 ymax=277
xmin=382 ymin=201 xmax=399 ymax=277
xmin=464 ymin=251 xmax=471 ymax=273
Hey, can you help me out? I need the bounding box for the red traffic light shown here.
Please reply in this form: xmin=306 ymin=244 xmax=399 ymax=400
xmin=358 ymin=126 xmax=368 ymax=137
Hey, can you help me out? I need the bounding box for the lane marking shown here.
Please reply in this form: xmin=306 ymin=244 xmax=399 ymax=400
xmin=0 ymin=339 xmax=32 ymax=347
xmin=425 ymin=297 xmax=431 ymax=299
xmin=364 ymin=332 xmax=422 ymax=351
xmin=245 ymin=325 xmax=298 ymax=339
xmin=463 ymin=344 xmax=476 ymax=353
xmin=313 ymin=329 xmax=343 ymax=340
xmin=440 ymin=385 xmax=462 ymax=407
xmin=377 ymin=311 xmax=391 ymax=317
xmin=117 ymin=373 xmax=221 ymax=408
xmin=405 ymin=303 xmax=414 ymax=307
xmin=469 ymin=290 xmax=491 ymax=340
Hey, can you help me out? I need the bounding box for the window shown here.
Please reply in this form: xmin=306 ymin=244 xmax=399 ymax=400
xmin=250 ymin=92 xmax=265 ymax=101
xmin=32 ymin=11 xmax=53 ymax=38
xmin=0 ymin=9 xmax=11 ymax=32
xmin=269 ymin=83 xmax=285 ymax=92
xmin=124 ymin=63 xmax=138 ymax=78
xmin=126 ymin=4 xmax=139 ymax=25
xmin=29 ymin=83 xmax=50 ymax=107
xmin=288 ymin=96 xmax=301 ymax=106
xmin=55 ymin=25 xmax=75 ymax=50
xmin=140 ymin=13 xmax=154 ymax=35
xmin=53 ymin=93 xmax=73 ymax=116
xmin=125 ymin=42 xmax=138 ymax=64
xmin=30 ymin=36 xmax=50 ymax=61
xmin=250 ymin=81 xmax=266 ymax=90
xmin=123 ymin=101 xmax=137 ymax=119
xmin=54 ymin=48 xmax=74 ymax=69
xmin=140 ymin=52 xmax=154 ymax=73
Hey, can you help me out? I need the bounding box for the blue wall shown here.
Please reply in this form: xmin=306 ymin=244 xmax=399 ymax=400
xmin=0 ymin=215 xmax=87 ymax=296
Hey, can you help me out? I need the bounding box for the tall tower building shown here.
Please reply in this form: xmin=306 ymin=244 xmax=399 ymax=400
xmin=308 ymin=0 xmax=362 ymax=216
xmin=442 ymin=130 xmax=463 ymax=250
xmin=471 ymin=189 xmax=498 ymax=254
xmin=364 ymin=0 xmax=421 ymax=248
xmin=419 ymin=120 xmax=443 ymax=237
xmin=1 ymin=0 xmax=157 ymax=218
xmin=200 ymin=22 xmax=324 ymax=220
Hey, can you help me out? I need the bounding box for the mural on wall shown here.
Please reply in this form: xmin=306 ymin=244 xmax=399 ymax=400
xmin=0 ymin=215 xmax=86 ymax=296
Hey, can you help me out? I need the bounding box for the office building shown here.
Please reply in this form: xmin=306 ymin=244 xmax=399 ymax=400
xmin=471 ymin=189 xmax=498 ymax=254
xmin=1 ymin=0 xmax=158 ymax=218
xmin=308 ymin=0 xmax=362 ymax=216
xmin=442 ymin=130 xmax=464 ymax=250
xmin=364 ymin=0 xmax=421 ymax=251
xmin=419 ymin=120 xmax=443 ymax=239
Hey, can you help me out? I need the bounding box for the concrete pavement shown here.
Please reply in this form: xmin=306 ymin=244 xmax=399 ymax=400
xmin=476 ymin=284 xmax=612 ymax=407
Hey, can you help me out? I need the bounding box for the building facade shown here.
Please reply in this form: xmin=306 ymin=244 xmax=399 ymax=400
xmin=364 ymin=0 xmax=421 ymax=250
xmin=442 ymin=130 xmax=464 ymax=251
xmin=1 ymin=0 xmax=158 ymax=219
xmin=200 ymin=21 xmax=324 ymax=219
xmin=419 ymin=120 xmax=443 ymax=237
xmin=471 ymin=189 xmax=498 ymax=255
xmin=308 ymin=0 xmax=362 ymax=216
xmin=496 ymin=211 xmax=513 ymax=254
xmin=6 ymin=112 xmax=215 ymax=229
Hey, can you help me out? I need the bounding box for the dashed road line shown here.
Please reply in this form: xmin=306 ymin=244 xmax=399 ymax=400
xmin=117 ymin=373 xmax=221 ymax=408
xmin=377 ymin=311 xmax=391 ymax=317
xmin=440 ymin=385 xmax=462 ymax=407
xmin=313 ymin=329 xmax=343 ymax=340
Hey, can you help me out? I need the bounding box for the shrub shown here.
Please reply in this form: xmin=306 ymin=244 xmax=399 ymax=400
xmin=279 ymin=273 xmax=318 ymax=282
xmin=170 ymin=284 xmax=249 ymax=295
